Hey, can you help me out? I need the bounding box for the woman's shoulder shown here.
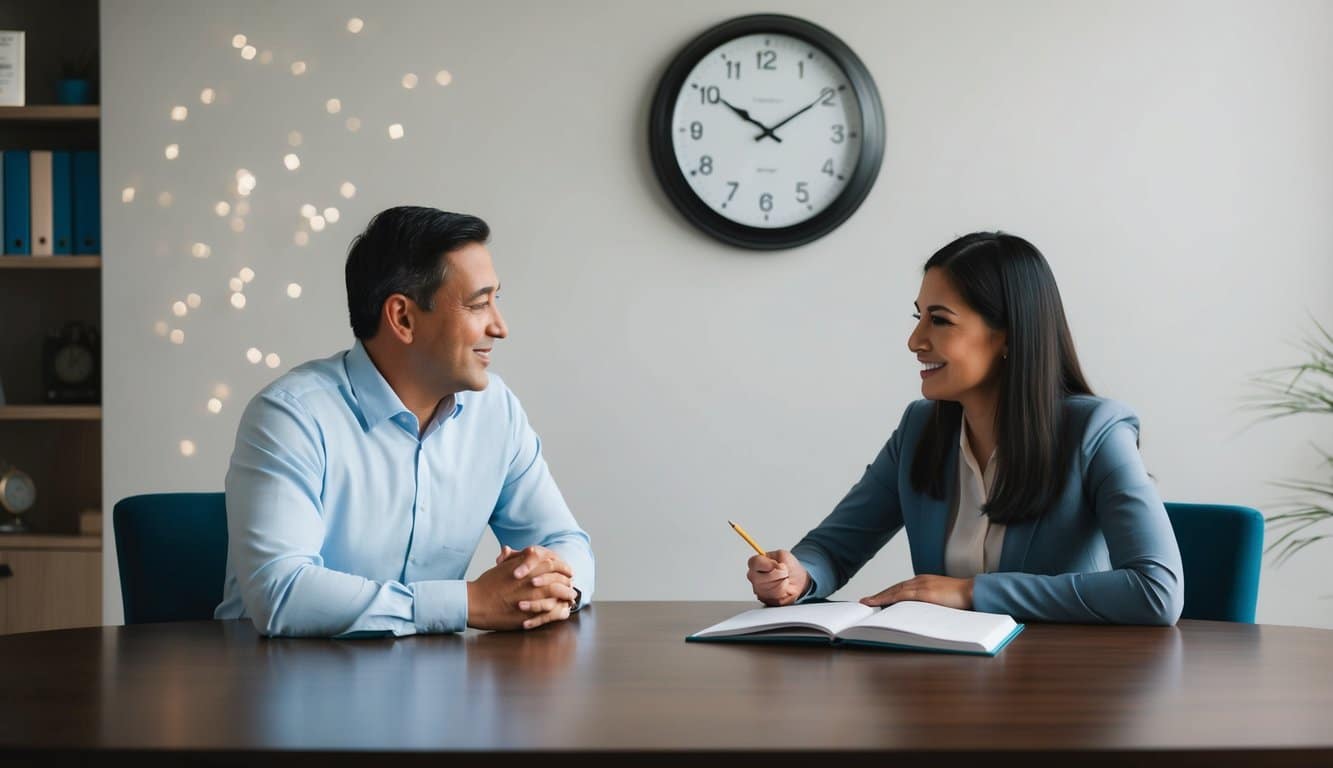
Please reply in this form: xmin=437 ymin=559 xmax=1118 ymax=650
xmin=880 ymin=399 xmax=938 ymax=454
xmin=1062 ymin=395 xmax=1142 ymax=454
xmin=897 ymin=398 xmax=937 ymax=429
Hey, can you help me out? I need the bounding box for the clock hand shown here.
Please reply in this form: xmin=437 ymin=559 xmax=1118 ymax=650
xmin=718 ymin=97 xmax=782 ymax=143
xmin=756 ymin=95 xmax=823 ymax=142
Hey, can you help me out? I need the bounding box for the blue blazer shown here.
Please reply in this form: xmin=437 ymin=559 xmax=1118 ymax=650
xmin=792 ymin=396 xmax=1184 ymax=625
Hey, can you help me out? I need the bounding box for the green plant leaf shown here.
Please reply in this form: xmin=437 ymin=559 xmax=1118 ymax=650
xmin=1248 ymin=315 xmax=1333 ymax=566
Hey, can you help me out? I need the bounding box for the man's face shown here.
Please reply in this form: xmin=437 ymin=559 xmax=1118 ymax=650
xmin=411 ymin=242 xmax=507 ymax=393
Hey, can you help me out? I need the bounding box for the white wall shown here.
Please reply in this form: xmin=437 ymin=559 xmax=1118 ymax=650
xmin=101 ymin=0 xmax=1333 ymax=627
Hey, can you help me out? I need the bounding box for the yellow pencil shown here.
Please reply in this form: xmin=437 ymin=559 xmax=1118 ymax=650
xmin=728 ymin=520 xmax=768 ymax=558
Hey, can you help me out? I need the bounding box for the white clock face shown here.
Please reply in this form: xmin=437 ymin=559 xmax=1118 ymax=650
xmin=670 ymin=33 xmax=864 ymax=229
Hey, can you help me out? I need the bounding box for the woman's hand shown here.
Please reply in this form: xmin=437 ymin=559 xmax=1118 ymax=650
xmin=861 ymin=575 xmax=974 ymax=610
xmin=746 ymin=549 xmax=811 ymax=606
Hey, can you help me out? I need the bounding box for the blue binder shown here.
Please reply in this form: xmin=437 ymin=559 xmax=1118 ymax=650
xmin=3 ymin=150 xmax=30 ymax=255
xmin=52 ymin=151 xmax=73 ymax=254
xmin=72 ymin=150 xmax=99 ymax=254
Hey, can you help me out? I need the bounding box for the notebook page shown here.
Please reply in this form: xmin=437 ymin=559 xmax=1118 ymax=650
xmin=851 ymin=601 xmax=1016 ymax=646
xmin=691 ymin=602 xmax=876 ymax=639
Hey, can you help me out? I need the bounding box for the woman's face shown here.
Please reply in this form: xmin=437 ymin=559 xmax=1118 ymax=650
xmin=907 ymin=267 xmax=1007 ymax=404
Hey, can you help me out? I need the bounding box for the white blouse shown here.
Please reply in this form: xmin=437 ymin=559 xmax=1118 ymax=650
xmin=943 ymin=425 xmax=1006 ymax=578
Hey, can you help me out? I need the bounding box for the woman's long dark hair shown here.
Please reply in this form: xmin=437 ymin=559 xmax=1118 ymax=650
xmin=909 ymin=232 xmax=1093 ymax=524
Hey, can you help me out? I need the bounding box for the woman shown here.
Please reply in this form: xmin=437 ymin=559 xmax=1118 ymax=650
xmin=746 ymin=233 xmax=1183 ymax=625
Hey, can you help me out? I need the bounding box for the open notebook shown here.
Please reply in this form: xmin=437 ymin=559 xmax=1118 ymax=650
xmin=687 ymin=600 xmax=1024 ymax=656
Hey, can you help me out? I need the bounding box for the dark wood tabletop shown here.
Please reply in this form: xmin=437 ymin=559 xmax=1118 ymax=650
xmin=2 ymin=601 xmax=1332 ymax=766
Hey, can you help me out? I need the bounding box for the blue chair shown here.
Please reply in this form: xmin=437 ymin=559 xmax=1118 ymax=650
xmin=113 ymin=492 xmax=228 ymax=624
xmin=1164 ymin=502 xmax=1264 ymax=622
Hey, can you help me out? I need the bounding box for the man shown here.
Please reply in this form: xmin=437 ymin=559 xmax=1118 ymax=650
xmin=215 ymin=206 xmax=593 ymax=637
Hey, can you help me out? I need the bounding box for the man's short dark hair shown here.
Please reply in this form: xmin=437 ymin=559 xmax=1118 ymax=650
xmin=344 ymin=206 xmax=490 ymax=340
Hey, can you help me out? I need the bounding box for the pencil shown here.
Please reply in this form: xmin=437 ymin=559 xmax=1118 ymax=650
xmin=728 ymin=520 xmax=768 ymax=558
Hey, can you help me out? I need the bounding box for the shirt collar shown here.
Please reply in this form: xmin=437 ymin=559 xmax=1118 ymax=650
xmin=344 ymin=341 xmax=465 ymax=432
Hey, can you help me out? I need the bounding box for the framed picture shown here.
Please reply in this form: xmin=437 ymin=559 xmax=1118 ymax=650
xmin=0 ymin=31 xmax=25 ymax=107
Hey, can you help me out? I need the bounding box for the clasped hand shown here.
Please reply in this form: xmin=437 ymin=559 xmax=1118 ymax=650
xmin=746 ymin=549 xmax=974 ymax=610
xmin=467 ymin=545 xmax=578 ymax=631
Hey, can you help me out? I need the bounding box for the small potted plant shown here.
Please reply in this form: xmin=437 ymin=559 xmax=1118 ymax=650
xmin=56 ymin=51 xmax=96 ymax=105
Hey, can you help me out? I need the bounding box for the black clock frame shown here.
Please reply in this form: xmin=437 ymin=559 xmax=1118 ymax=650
xmin=649 ymin=14 xmax=886 ymax=250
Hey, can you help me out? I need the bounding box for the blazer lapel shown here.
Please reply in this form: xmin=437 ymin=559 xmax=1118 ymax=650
xmin=913 ymin=421 xmax=1039 ymax=575
xmin=911 ymin=436 xmax=957 ymax=575
xmin=999 ymin=514 xmax=1039 ymax=571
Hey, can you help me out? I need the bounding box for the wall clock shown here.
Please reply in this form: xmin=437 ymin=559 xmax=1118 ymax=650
xmin=649 ymin=14 xmax=886 ymax=250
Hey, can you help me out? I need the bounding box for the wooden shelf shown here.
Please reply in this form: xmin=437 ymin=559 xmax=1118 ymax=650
xmin=0 ymin=534 xmax=100 ymax=551
xmin=0 ymin=405 xmax=101 ymax=421
xmin=0 ymin=105 xmax=99 ymax=122
xmin=0 ymin=256 xmax=100 ymax=269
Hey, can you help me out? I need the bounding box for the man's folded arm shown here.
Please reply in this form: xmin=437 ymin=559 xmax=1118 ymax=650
xmin=489 ymin=391 xmax=594 ymax=608
xmin=226 ymin=390 xmax=467 ymax=637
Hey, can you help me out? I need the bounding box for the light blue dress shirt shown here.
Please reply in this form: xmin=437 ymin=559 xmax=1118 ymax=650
xmin=215 ymin=341 xmax=594 ymax=637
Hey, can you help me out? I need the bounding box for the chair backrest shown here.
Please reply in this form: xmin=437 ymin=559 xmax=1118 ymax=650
xmin=113 ymin=492 xmax=228 ymax=624
xmin=1165 ymin=502 xmax=1264 ymax=623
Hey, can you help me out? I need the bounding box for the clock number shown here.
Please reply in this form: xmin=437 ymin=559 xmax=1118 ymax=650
xmin=725 ymin=181 xmax=739 ymax=202
xmin=690 ymin=121 xmax=703 ymax=140
xmin=797 ymin=61 xmax=804 ymax=79
xmin=819 ymin=87 xmax=836 ymax=106
xmin=698 ymin=156 xmax=713 ymax=175
xmin=795 ymin=182 xmax=809 ymax=203
xmin=830 ymin=125 xmax=845 ymax=144
xmin=726 ymin=60 xmax=741 ymax=79
xmin=699 ymin=86 xmax=721 ymax=105
xmin=821 ymin=159 xmax=835 ymax=176
xmin=759 ymin=193 xmax=773 ymax=212
xmin=756 ymin=50 xmax=777 ymax=70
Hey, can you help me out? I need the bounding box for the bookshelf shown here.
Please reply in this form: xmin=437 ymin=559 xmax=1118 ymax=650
xmin=0 ymin=105 xmax=99 ymax=122
xmin=0 ymin=0 xmax=103 ymax=634
xmin=0 ymin=405 xmax=102 ymax=421
xmin=0 ymin=255 xmax=100 ymax=269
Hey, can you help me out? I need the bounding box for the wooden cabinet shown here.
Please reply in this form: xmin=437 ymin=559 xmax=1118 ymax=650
xmin=0 ymin=535 xmax=101 ymax=634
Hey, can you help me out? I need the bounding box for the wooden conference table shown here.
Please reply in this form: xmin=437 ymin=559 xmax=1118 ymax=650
xmin=1 ymin=601 xmax=1331 ymax=766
